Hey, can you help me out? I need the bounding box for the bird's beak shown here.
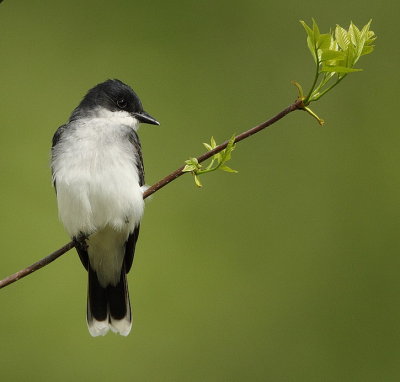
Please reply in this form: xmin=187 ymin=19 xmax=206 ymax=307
xmin=133 ymin=111 xmax=160 ymax=125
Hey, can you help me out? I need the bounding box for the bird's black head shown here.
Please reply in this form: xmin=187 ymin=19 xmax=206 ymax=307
xmin=70 ymin=79 xmax=159 ymax=125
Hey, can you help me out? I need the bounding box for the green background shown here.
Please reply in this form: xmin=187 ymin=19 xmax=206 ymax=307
xmin=0 ymin=1 xmax=398 ymax=381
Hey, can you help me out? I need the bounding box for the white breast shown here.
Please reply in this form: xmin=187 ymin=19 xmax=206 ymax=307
xmin=52 ymin=110 xmax=144 ymax=239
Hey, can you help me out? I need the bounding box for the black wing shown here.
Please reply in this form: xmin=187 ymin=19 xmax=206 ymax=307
xmin=51 ymin=124 xmax=67 ymax=191
xmin=74 ymin=234 xmax=89 ymax=271
xmin=128 ymin=129 xmax=145 ymax=186
xmin=124 ymin=225 xmax=141 ymax=273
xmin=124 ymin=129 xmax=145 ymax=273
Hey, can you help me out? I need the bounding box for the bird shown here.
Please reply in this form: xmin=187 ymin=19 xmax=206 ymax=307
xmin=51 ymin=79 xmax=159 ymax=336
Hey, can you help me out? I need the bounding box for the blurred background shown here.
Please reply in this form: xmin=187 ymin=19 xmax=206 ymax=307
xmin=0 ymin=1 xmax=398 ymax=381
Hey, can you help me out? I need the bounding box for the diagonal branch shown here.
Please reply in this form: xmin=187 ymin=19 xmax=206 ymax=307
xmin=0 ymin=242 xmax=75 ymax=288
xmin=0 ymin=99 xmax=303 ymax=290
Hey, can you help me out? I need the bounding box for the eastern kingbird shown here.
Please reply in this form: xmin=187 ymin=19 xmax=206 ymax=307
xmin=51 ymin=79 xmax=159 ymax=336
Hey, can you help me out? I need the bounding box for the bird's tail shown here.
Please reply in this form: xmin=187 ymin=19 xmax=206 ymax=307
xmin=87 ymin=266 xmax=132 ymax=337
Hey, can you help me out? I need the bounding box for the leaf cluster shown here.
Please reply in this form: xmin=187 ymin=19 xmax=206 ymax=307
xmin=299 ymin=19 xmax=376 ymax=105
xmin=182 ymin=135 xmax=238 ymax=187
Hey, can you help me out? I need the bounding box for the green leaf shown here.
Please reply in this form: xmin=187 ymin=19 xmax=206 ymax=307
xmin=335 ymin=25 xmax=350 ymax=50
xmin=351 ymin=21 xmax=369 ymax=62
xmin=306 ymin=36 xmax=317 ymax=63
xmin=219 ymin=150 xmax=228 ymax=164
xmin=360 ymin=19 xmax=372 ymax=40
xmin=205 ymin=159 xmax=215 ymax=171
xmin=226 ymin=134 xmax=236 ymax=151
xmin=210 ymin=136 xmax=217 ymax=148
xmin=361 ymin=45 xmax=374 ymax=56
xmin=219 ymin=135 xmax=236 ymax=164
xmin=300 ymin=20 xmax=314 ymax=41
xmin=219 ymin=165 xmax=238 ymax=173
xmin=329 ymin=34 xmax=339 ymax=51
xmin=312 ymin=18 xmax=320 ymax=41
xmin=194 ymin=174 xmax=202 ymax=187
xmin=348 ymin=22 xmax=361 ymax=46
xmin=300 ymin=20 xmax=317 ymax=63
xmin=321 ymin=65 xmax=362 ymax=73
xmin=183 ymin=157 xmax=201 ymax=173
xmin=366 ymin=30 xmax=377 ymax=44
xmin=203 ymin=142 xmax=213 ymax=151
xmin=346 ymin=43 xmax=357 ymax=67
xmin=319 ymin=49 xmax=346 ymax=62
xmin=317 ymin=33 xmax=331 ymax=50
xmin=183 ymin=164 xmax=196 ymax=172
xmin=214 ymin=152 xmax=222 ymax=164
xmin=185 ymin=157 xmax=199 ymax=166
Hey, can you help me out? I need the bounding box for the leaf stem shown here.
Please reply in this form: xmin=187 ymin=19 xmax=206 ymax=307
xmin=312 ymin=74 xmax=346 ymax=102
xmin=304 ymin=50 xmax=320 ymax=104
xmin=302 ymin=106 xmax=325 ymax=125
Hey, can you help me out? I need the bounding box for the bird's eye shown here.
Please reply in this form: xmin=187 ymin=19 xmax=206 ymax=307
xmin=117 ymin=99 xmax=127 ymax=109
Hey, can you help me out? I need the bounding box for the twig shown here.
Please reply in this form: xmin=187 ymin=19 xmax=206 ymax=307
xmin=143 ymin=99 xmax=303 ymax=198
xmin=0 ymin=241 xmax=75 ymax=288
xmin=0 ymin=99 xmax=302 ymax=290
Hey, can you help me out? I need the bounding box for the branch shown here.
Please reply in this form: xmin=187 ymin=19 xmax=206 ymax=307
xmin=143 ymin=100 xmax=302 ymax=198
xmin=0 ymin=99 xmax=303 ymax=290
xmin=0 ymin=241 xmax=75 ymax=289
